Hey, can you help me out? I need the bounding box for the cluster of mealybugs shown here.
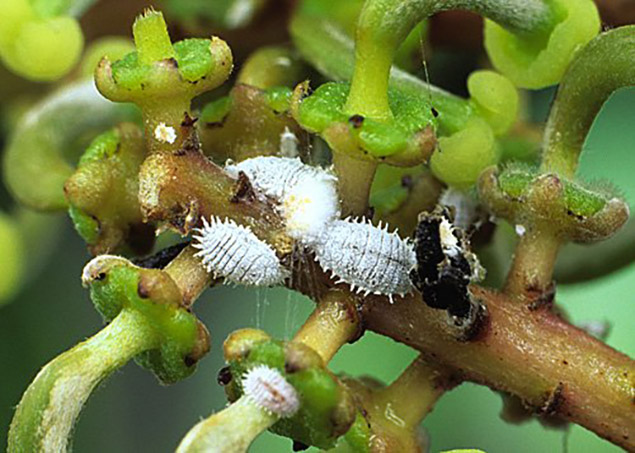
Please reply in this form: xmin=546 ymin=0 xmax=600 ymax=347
xmin=194 ymin=156 xmax=482 ymax=305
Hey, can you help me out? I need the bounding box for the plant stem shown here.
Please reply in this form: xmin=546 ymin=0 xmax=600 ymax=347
xmin=362 ymin=286 xmax=635 ymax=450
xmin=8 ymin=309 xmax=158 ymax=453
xmin=293 ymin=289 xmax=361 ymax=362
xmin=345 ymin=0 xmax=554 ymax=120
xmin=164 ymin=245 xmax=213 ymax=308
xmin=509 ymin=27 xmax=635 ymax=297
xmin=289 ymin=13 xmax=471 ymax=134
xmin=542 ymin=26 xmax=635 ymax=178
xmin=332 ymin=152 xmax=378 ymax=216
xmin=374 ymin=356 xmax=453 ymax=428
xmin=504 ymin=228 xmax=561 ymax=300
xmin=176 ymin=396 xmax=277 ymax=453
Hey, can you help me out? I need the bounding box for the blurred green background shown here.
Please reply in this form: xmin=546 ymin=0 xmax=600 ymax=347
xmin=0 ymin=83 xmax=633 ymax=453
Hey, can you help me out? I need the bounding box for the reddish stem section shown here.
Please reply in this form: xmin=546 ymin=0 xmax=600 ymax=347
xmin=362 ymin=287 xmax=635 ymax=450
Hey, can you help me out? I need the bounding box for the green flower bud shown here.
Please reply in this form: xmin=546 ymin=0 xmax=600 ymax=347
xmin=431 ymin=116 xmax=498 ymax=189
xmin=479 ymin=166 xmax=630 ymax=243
xmin=467 ymin=70 xmax=519 ymax=136
xmin=79 ymin=36 xmax=135 ymax=78
xmin=0 ymin=0 xmax=85 ymax=81
xmin=8 ymin=255 xmax=209 ymax=453
xmin=3 ymin=79 xmax=137 ymax=211
xmin=484 ymin=0 xmax=601 ymax=89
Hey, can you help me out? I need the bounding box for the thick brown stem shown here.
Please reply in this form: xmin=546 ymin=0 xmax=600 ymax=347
xmin=362 ymin=286 xmax=635 ymax=450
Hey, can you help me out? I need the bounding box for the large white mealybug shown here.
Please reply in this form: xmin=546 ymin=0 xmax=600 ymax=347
xmin=314 ymin=217 xmax=416 ymax=301
xmin=242 ymin=364 xmax=300 ymax=418
xmin=225 ymin=157 xmax=340 ymax=245
xmin=192 ymin=217 xmax=288 ymax=286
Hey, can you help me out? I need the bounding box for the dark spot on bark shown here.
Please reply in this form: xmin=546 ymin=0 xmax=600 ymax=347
xmin=539 ymin=382 xmax=565 ymax=416
xmin=231 ymin=171 xmax=257 ymax=203
xmin=133 ymin=241 xmax=190 ymax=269
xmin=292 ymin=440 xmax=310 ymax=451
xmin=181 ymin=113 xmax=198 ymax=128
xmin=527 ymin=282 xmax=556 ymax=311
xmin=183 ymin=355 xmax=196 ymax=367
xmin=217 ymin=366 xmax=232 ymax=385
xmin=348 ymin=114 xmax=365 ymax=128
xmin=137 ymin=281 xmax=150 ymax=299
xmin=401 ymin=174 xmax=414 ymax=189
xmin=431 ymin=107 xmax=439 ymax=117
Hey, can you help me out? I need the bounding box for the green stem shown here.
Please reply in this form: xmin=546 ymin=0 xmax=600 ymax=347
xmin=290 ymin=13 xmax=471 ymax=134
xmin=345 ymin=0 xmax=555 ymax=120
xmin=541 ymin=26 xmax=635 ymax=178
xmin=176 ymin=396 xmax=277 ymax=453
xmin=8 ymin=309 xmax=158 ymax=453
xmin=332 ymin=152 xmax=378 ymax=216
xmin=504 ymin=227 xmax=561 ymax=300
xmin=374 ymin=356 xmax=450 ymax=428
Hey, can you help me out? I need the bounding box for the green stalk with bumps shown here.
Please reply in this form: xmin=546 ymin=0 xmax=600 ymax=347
xmin=95 ymin=9 xmax=233 ymax=155
xmin=8 ymin=255 xmax=210 ymax=452
xmin=479 ymin=26 xmax=634 ymax=300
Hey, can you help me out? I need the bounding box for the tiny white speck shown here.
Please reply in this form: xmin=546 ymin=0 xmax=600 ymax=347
xmin=154 ymin=122 xmax=177 ymax=144
xmin=515 ymin=224 xmax=526 ymax=236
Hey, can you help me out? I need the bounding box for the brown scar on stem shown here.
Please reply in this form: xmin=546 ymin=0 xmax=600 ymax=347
xmin=231 ymin=171 xmax=257 ymax=203
xmin=527 ymin=281 xmax=556 ymax=311
xmin=538 ymin=382 xmax=566 ymax=416
xmin=453 ymin=298 xmax=490 ymax=343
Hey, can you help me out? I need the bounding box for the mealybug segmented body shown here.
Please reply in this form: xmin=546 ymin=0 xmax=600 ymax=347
xmin=242 ymin=365 xmax=300 ymax=418
xmin=225 ymin=157 xmax=340 ymax=245
xmin=192 ymin=217 xmax=288 ymax=286
xmin=314 ymin=217 xmax=416 ymax=301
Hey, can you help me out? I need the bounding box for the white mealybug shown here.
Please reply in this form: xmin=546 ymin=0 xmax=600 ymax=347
xmin=242 ymin=365 xmax=300 ymax=418
xmin=313 ymin=217 xmax=416 ymax=301
xmin=225 ymin=157 xmax=340 ymax=245
xmin=192 ymin=217 xmax=288 ymax=286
